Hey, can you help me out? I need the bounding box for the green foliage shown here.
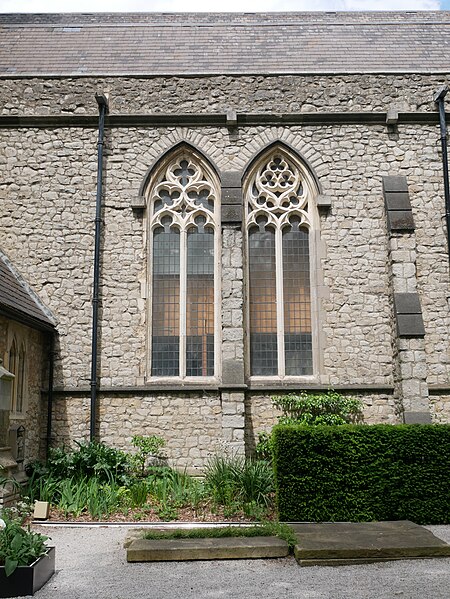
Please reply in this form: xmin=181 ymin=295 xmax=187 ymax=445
xmin=23 ymin=439 xmax=275 ymax=522
xmin=254 ymin=432 xmax=274 ymax=462
xmin=0 ymin=510 xmax=49 ymax=576
xmin=255 ymin=390 xmax=363 ymax=462
xmin=147 ymin=468 xmax=205 ymax=510
xmin=143 ymin=521 xmax=295 ymax=544
xmin=131 ymin=435 xmax=166 ymax=477
xmin=273 ymin=389 xmax=363 ymax=426
xmin=26 ymin=441 xmax=131 ymax=486
xmin=204 ymin=454 xmax=274 ymax=516
xmin=129 ymin=481 xmax=149 ymax=508
xmin=273 ymin=424 xmax=450 ymax=524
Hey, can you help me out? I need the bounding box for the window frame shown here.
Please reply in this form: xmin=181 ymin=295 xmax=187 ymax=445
xmin=243 ymin=145 xmax=321 ymax=382
xmin=5 ymin=325 xmax=27 ymax=417
xmin=145 ymin=147 xmax=222 ymax=382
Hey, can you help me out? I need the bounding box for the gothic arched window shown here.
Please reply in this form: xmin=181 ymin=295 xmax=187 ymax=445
xmin=244 ymin=147 xmax=319 ymax=378
xmin=7 ymin=335 xmax=26 ymax=413
xmin=148 ymin=148 xmax=220 ymax=379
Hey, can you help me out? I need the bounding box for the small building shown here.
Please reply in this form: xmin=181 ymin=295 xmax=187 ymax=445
xmin=0 ymin=250 xmax=56 ymax=503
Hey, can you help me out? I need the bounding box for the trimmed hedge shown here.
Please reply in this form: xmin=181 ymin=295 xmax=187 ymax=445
xmin=273 ymin=424 xmax=450 ymax=524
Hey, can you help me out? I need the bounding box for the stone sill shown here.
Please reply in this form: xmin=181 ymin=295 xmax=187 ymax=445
xmin=247 ymin=383 xmax=395 ymax=393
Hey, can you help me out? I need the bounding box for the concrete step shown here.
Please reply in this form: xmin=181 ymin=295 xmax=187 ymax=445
xmin=290 ymin=521 xmax=450 ymax=566
xmin=127 ymin=536 xmax=290 ymax=562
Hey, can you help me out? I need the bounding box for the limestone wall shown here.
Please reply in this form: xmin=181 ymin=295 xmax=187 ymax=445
xmin=0 ymin=73 xmax=449 ymax=467
xmin=244 ymin=391 xmax=399 ymax=455
xmin=0 ymin=74 xmax=448 ymax=116
xmin=0 ymin=316 xmax=48 ymax=462
xmin=52 ymin=392 xmax=222 ymax=472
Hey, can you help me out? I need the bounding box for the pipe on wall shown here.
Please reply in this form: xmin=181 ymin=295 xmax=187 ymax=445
xmin=434 ymin=85 xmax=450 ymax=265
xmin=45 ymin=332 xmax=55 ymax=457
xmin=90 ymin=93 xmax=109 ymax=442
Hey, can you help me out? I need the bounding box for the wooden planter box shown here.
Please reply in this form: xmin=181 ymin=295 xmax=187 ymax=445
xmin=0 ymin=546 xmax=55 ymax=597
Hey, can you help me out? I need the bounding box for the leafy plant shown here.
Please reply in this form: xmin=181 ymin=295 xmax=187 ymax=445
xmin=254 ymin=431 xmax=273 ymax=462
xmin=26 ymin=441 xmax=131 ymax=486
xmin=255 ymin=390 xmax=364 ymax=461
xmin=0 ymin=511 xmax=49 ymax=576
xmin=129 ymin=481 xmax=149 ymax=508
xmin=204 ymin=454 xmax=274 ymax=516
xmin=147 ymin=468 xmax=204 ymax=508
xmin=273 ymin=389 xmax=363 ymax=426
xmin=131 ymin=435 xmax=166 ymax=477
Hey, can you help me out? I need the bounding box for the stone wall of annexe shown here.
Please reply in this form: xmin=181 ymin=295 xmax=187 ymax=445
xmin=0 ymin=316 xmax=48 ymax=462
xmin=1 ymin=72 xmax=449 ymax=468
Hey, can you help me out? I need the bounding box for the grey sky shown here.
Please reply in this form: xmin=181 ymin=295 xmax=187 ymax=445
xmin=0 ymin=0 xmax=442 ymax=12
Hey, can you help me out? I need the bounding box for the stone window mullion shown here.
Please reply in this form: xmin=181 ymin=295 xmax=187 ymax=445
xmin=179 ymin=227 xmax=187 ymax=379
xmin=275 ymin=226 xmax=285 ymax=378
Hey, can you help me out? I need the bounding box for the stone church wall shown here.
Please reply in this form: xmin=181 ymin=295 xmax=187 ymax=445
xmin=0 ymin=73 xmax=449 ymax=468
xmin=0 ymin=316 xmax=48 ymax=463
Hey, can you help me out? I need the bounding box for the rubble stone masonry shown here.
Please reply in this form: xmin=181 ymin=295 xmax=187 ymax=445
xmin=0 ymin=73 xmax=449 ymax=468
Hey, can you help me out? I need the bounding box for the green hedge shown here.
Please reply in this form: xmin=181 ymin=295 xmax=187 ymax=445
xmin=273 ymin=424 xmax=450 ymax=524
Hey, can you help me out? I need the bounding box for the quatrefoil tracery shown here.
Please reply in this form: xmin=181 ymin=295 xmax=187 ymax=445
xmin=248 ymin=153 xmax=310 ymax=228
xmin=151 ymin=157 xmax=216 ymax=231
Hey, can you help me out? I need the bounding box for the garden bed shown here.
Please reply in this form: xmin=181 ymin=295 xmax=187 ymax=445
xmin=45 ymin=503 xmax=271 ymax=524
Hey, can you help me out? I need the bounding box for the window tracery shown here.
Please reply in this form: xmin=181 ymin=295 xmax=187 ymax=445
xmin=148 ymin=151 xmax=220 ymax=379
xmin=245 ymin=149 xmax=317 ymax=378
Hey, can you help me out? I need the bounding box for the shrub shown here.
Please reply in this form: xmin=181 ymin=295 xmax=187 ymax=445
xmin=0 ymin=510 xmax=49 ymax=576
xmin=273 ymin=389 xmax=363 ymax=426
xmin=255 ymin=389 xmax=363 ymax=462
xmin=273 ymin=424 xmax=450 ymax=524
xmin=131 ymin=435 xmax=166 ymax=477
xmin=26 ymin=441 xmax=131 ymax=485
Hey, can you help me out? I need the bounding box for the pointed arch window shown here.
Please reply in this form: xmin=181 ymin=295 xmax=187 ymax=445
xmin=148 ymin=148 xmax=220 ymax=379
xmin=7 ymin=336 xmax=26 ymax=413
xmin=245 ymin=148 xmax=319 ymax=378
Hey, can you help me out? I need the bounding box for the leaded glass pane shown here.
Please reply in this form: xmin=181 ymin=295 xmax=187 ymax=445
xmin=16 ymin=346 xmax=25 ymax=413
xmin=249 ymin=226 xmax=277 ymax=375
xmin=283 ymin=223 xmax=312 ymax=375
xmin=186 ymin=224 xmax=214 ymax=376
xmin=151 ymin=227 xmax=180 ymax=376
xmin=149 ymin=150 xmax=219 ymax=379
xmin=246 ymin=148 xmax=315 ymax=378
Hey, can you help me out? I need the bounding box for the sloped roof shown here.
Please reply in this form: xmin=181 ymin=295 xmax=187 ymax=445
xmin=0 ymin=251 xmax=56 ymax=332
xmin=0 ymin=11 xmax=449 ymax=76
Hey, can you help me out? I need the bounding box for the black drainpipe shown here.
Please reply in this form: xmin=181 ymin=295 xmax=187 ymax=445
xmin=46 ymin=332 xmax=55 ymax=457
xmin=90 ymin=93 xmax=109 ymax=442
xmin=434 ymin=85 xmax=450 ymax=265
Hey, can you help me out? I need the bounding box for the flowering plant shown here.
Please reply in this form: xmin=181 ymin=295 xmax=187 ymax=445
xmin=0 ymin=510 xmax=49 ymax=576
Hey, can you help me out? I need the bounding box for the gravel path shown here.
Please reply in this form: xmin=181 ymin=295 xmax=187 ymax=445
xmin=17 ymin=524 xmax=450 ymax=599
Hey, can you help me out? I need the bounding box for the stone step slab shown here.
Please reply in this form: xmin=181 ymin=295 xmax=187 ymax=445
xmin=290 ymin=520 xmax=450 ymax=566
xmin=127 ymin=536 xmax=289 ymax=562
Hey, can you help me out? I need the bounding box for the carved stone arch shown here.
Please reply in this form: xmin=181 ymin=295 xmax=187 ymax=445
xmin=146 ymin=141 xmax=221 ymax=381
xmin=243 ymin=141 xmax=322 ymax=380
xmin=242 ymin=140 xmax=322 ymax=201
xmin=139 ymin=141 xmax=221 ymax=199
